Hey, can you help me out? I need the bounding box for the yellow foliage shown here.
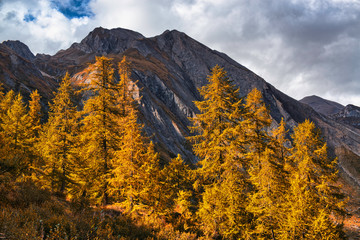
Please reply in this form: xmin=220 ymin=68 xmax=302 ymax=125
xmin=39 ymin=73 xmax=78 ymax=193
xmin=279 ymin=120 xmax=346 ymax=239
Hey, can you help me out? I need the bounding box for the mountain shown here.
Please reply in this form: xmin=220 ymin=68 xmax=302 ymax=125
xmin=2 ymin=40 xmax=35 ymax=62
xmin=301 ymin=95 xmax=360 ymax=130
xmin=0 ymin=40 xmax=57 ymax=104
xmin=2 ymin=27 xmax=360 ymax=192
xmin=300 ymin=95 xmax=344 ymax=116
xmin=330 ymin=104 xmax=360 ymax=129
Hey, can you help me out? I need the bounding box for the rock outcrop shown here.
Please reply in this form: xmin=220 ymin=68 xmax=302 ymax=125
xmin=2 ymin=40 xmax=36 ymax=62
xmin=330 ymin=104 xmax=360 ymax=129
xmin=0 ymin=41 xmax=57 ymax=103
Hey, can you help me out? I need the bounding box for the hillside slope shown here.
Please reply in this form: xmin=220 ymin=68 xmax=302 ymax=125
xmin=1 ymin=27 xmax=360 ymax=192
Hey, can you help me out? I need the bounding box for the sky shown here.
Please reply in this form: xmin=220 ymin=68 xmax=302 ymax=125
xmin=0 ymin=0 xmax=359 ymax=106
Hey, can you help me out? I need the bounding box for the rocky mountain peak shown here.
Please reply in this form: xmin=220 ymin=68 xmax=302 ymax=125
xmin=155 ymin=29 xmax=196 ymax=51
xmin=71 ymin=27 xmax=145 ymax=55
xmin=300 ymin=95 xmax=344 ymax=116
xmin=2 ymin=40 xmax=35 ymax=62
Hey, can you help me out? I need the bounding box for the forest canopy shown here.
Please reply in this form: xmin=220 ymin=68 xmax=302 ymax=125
xmin=0 ymin=58 xmax=347 ymax=239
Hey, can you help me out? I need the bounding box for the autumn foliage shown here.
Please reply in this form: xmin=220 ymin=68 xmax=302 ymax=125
xmin=0 ymin=60 xmax=347 ymax=239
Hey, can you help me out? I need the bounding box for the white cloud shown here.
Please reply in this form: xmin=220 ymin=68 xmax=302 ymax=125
xmin=0 ymin=0 xmax=91 ymax=54
xmin=88 ymin=0 xmax=180 ymax=37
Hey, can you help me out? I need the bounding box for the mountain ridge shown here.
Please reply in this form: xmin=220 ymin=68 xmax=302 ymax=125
xmin=301 ymin=95 xmax=360 ymax=131
xmin=1 ymin=27 xmax=360 ymax=190
xmin=300 ymin=95 xmax=345 ymax=116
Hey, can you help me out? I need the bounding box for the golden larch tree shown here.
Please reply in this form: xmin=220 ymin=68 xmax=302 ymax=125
xmin=78 ymin=56 xmax=121 ymax=205
xmin=40 ymin=73 xmax=78 ymax=193
xmin=279 ymin=120 xmax=345 ymax=239
xmin=108 ymin=56 xmax=161 ymax=212
xmin=189 ymin=65 xmax=251 ymax=239
xmin=26 ymin=90 xmax=42 ymax=174
xmin=1 ymin=93 xmax=30 ymax=174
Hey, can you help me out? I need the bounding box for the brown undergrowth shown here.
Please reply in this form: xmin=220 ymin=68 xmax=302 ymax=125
xmin=0 ymin=173 xmax=196 ymax=240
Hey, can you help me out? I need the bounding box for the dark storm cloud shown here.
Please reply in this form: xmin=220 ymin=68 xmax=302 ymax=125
xmin=258 ymin=0 xmax=360 ymax=104
xmin=183 ymin=0 xmax=360 ymax=105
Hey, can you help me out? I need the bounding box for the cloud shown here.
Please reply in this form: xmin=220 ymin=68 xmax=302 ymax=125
xmin=168 ymin=0 xmax=360 ymax=105
xmin=0 ymin=0 xmax=359 ymax=105
xmin=87 ymin=0 xmax=182 ymax=37
xmin=0 ymin=0 xmax=92 ymax=54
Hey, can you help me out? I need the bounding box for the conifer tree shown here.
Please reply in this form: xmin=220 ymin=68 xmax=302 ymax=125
xmin=0 ymin=87 xmax=11 ymax=167
xmin=247 ymin=145 xmax=289 ymax=238
xmin=108 ymin=56 xmax=161 ymax=212
xmin=0 ymin=90 xmax=15 ymax=120
xmin=244 ymin=88 xmax=271 ymax=163
xmin=271 ymin=118 xmax=289 ymax=166
xmin=160 ymin=155 xmax=193 ymax=211
xmin=279 ymin=120 xmax=345 ymax=239
xmin=28 ymin=90 xmax=42 ymax=131
xmin=40 ymin=73 xmax=78 ymax=193
xmin=27 ymin=90 xmax=42 ymax=172
xmin=190 ymin=65 xmax=246 ymax=184
xmin=159 ymin=154 xmax=194 ymax=226
xmin=109 ymin=106 xmax=155 ymax=210
xmin=118 ymin=56 xmax=134 ymax=114
xmin=0 ymin=83 xmax=4 ymax=106
xmin=190 ymin=66 xmax=251 ymax=239
xmin=78 ymin=56 xmax=120 ymax=205
xmin=245 ymin=95 xmax=288 ymax=239
xmin=0 ymin=93 xmax=30 ymax=174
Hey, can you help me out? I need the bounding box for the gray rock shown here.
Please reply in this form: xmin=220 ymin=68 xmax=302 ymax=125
xmin=2 ymin=40 xmax=35 ymax=62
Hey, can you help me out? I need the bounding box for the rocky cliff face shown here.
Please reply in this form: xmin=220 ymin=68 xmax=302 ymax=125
xmin=1 ymin=27 xmax=360 ymax=190
xmin=2 ymin=40 xmax=36 ymax=62
xmin=72 ymin=27 xmax=145 ymax=54
xmin=0 ymin=41 xmax=57 ymax=103
xmin=330 ymin=104 xmax=360 ymax=129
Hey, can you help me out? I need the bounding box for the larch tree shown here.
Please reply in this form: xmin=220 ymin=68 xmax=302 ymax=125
xmin=189 ymin=65 xmax=251 ymax=239
xmin=0 ymin=83 xmax=4 ymax=111
xmin=159 ymin=154 xmax=194 ymax=228
xmin=78 ymin=56 xmax=121 ymax=205
xmin=244 ymin=88 xmax=271 ymax=165
xmin=190 ymin=65 xmax=246 ymax=184
xmin=246 ymin=119 xmax=290 ymax=239
xmin=117 ymin=56 xmax=134 ymax=115
xmin=271 ymin=118 xmax=290 ymax=167
xmin=279 ymin=120 xmax=345 ymax=239
xmin=108 ymin=56 xmax=161 ymax=213
xmin=0 ymin=90 xmax=15 ymax=121
xmin=27 ymin=90 xmax=42 ymax=173
xmin=28 ymin=90 xmax=42 ymax=134
xmin=109 ymin=106 xmax=154 ymax=210
xmin=0 ymin=93 xmax=30 ymax=174
xmin=244 ymin=90 xmax=286 ymax=239
xmin=40 ymin=73 xmax=78 ymax=193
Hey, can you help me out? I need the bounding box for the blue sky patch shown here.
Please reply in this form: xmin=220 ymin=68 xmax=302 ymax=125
xmin=24 ymin=13 xmax=36 ymax=22
xmin=51 ymin=0 xmax=94 ymax=19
